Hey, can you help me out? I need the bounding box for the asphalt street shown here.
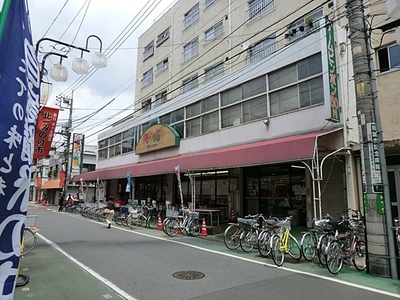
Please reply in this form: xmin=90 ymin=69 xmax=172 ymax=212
xmin=13 ymin=204 xmax=400 ymax=300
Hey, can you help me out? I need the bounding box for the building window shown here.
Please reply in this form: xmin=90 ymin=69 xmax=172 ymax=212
xmin=156 ymin=58 xmax=168 ymax=75
xmin=269 ymin=53 xmax=323 ymax=115
xmin=156 ymin=27 xmax=169 ymax=47
xmin=221 ymin=96 xmax=267 ymax=128
xmin=204 ymin=0 xmax=217 ymax=8
xmin=141 ymin=99 xmax=151 ymax=112
xmin=98 ymin=148 xmax=108 ymax=160
xmin=204 ymin=21 xmax=223 ymax=43
xmin=108 ymin=133 xmax=122 ymax=158
xmin=155 ymin=90 xmax=168 ymax=107
xmin=183 ymin=3 xmax=199 ymax=29
xmin=286 ymin=10 xmax=323 ymax=42
xmin=122 ymin=128 xmax=135 ymax=154
xmin=183 ymin=38 xmax=199 ymax=62
xmin=142 ymin=68 xmax=153 ymax=87
xmin=247 ymin=0 xmax=275 ymax=22
xmin=378 ymin=43 xmax=400 ymax=73
xmin=249 ymin=36 xmax=277 ymax=64
xmin=143 ymin=40 xmax=154 ymax=61
xmin=182 ymin=75 xmax=198 ymax=93
xmin=204 ymin=62 xmax=224 ymax=82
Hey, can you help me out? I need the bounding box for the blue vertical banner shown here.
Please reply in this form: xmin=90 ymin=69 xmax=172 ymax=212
xmin=0 ymin=0 xmax=40 ymax=298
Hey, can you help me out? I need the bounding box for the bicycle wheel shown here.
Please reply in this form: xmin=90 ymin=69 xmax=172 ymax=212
xmin=146 ymin=215 xmax=157 ymax=229
xmin=258 ymin=230 xmax=273 ymax=257
xmin=223 ymin=225 xmax=241 ymax=250
xmin=301 ymin=232 xmax=317 ymax=261
xmin=317 ymin=234 xmax=330 ymax=266
xmin=114 ymin=212 xmax=123 ymax=226
xmin=240 ymin=229 xmax=258 ymax=252
xmin=326 ymin=240 xmax=343 ymax=274
xmin=270 ymin=234 xmax=284 ymax=266
xmin=165 ymin=219 xmax=179 ymax=237
xmin=352 ymin=240 xmax=366 ymax=271
xmin=22 ymin=227 xmax=37 ymax=256
xmin=188 ymin=219 xmax=201 ymax=236
xmin=127 ymin=215 xmax=138 ymax=229
xmin=137 ymin=214 xmax=147 ymax=227
xmin=288 ymin=235 xmax=302 ymax=260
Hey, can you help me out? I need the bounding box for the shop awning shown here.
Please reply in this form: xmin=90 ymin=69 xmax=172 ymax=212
xmin=74 ymin=128 xmax=343 ymax=182
xmin=41 ymin=179 xmax=62 ymax=189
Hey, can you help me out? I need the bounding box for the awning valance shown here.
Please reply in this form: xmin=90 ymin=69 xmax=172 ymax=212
xmin=74 ymin=128 xmax=343 ymax=182
xmin=41 ymin=179 xmax=62 ymax=189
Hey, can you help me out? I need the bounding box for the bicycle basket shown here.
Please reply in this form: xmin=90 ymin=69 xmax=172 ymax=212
xmin=238 ymin=218 xmax=257 ymax=228
xmin=166 ymin=209 xmax=179 ymax=218
xmin=130 ymin=209 xmax=139 ymax=218
xmin=314 ymin=219 xmax=332 ymax=232
xmin=278 ymin=219 xmax=291 ymax=234
xmin=189 ymin=211 xmax=199 ymax=219
xmin=149 ymin=207 xmax=158 ymax=216
xmin=25 ymin=215 xmax=37 ymax=227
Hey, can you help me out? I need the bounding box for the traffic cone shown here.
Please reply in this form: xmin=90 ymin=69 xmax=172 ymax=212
xmin=200 ymin=218 xmax=208 ymax=237
xmin=157 ymin=213 xmax=163 ymax=230
xmin=229 ymin=208 xmax=237 ymax=222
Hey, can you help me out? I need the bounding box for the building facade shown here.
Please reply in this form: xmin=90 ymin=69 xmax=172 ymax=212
xmin=77 ymin=0 xmax=364 ymax=226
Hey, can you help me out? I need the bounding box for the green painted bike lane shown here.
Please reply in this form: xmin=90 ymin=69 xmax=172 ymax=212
xmin=14 ymin=235 xmax=126 ymax=300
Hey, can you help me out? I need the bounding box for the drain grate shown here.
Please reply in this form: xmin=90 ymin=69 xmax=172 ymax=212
xmin=172 ymin=270 xmax=205 ymax=280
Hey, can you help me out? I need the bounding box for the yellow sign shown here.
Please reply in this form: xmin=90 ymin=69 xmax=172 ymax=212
xmin=136 ymin=124 xmax=180 ymax=154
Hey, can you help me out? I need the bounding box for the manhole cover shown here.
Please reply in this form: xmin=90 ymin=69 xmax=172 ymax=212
xmin=172 ymin=270 xmax=205 ymax=280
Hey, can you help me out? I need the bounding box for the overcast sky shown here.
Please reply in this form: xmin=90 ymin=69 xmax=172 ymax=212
xmin=25 ymin=0 xmax=176 ymax=148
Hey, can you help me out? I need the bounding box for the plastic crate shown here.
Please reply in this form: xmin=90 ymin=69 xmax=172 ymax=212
xmin=25 ymin=215 xmax=37 ymax=227
xmin=166 ymin=209 xmax=179 ymax=218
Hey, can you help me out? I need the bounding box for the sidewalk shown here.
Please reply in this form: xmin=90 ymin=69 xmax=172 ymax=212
xmin=14 ymin=235 xmax=125 ymax=300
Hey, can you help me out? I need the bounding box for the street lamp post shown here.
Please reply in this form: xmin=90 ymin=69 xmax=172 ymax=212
xmin=36 ymin=35 xmax=107 ymax=199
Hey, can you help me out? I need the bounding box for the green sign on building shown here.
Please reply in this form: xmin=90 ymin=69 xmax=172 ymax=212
xmin=326 ymin=17 xmax=340 ymax=122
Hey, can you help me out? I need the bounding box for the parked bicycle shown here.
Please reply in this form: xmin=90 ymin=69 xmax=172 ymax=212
xmin=325 ymin=209 xmax=366 ymax=274
xmin=270 ymin=216 xmax=302 ymax=266
xmin=257 ymin=216 xmax=281 ymax=257
xmin=300 ymin=214 xmax=333 ymax=261
xmin=127 ymin=205 xmax=158 ymax=229
xmin=223 ymin=214 xmax=260 ymax=251
xmin=21 ymin=215 xmax=38 ymax=256
xmin=163 ymin=208 xmax=201 ymax=237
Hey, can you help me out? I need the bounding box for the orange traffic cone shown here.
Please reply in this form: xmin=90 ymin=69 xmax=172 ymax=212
xmin=200 ymin=218 xmax=208 ymax=237
xmin=157 ymin=213 xmax=163 ymax=230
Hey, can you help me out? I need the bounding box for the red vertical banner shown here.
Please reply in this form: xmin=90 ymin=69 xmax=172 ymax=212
xmin=33 ymin=106 xmax=59 ymax=159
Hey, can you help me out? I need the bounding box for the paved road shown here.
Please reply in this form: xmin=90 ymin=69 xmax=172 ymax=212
xmin=14 ymin=205 xmax=400 ymax=300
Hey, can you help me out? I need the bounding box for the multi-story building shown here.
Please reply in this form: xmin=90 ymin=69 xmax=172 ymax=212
xmin=78 ymin=0 xmax=360 ymax=224
xmin=31 ymin=144 xmax=97 ymax=205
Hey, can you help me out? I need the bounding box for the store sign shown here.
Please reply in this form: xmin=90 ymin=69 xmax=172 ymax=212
xmin=136 ymin=124 xmax=180 ymax=154
xmin=72 ymin=133 xmax=84 ymax=172
xmin=367 ymin=123 xmax=383 ymax=194
xmin=325 ymin=17 xmax=340 ymax=122
xmin=33 ymin=106 xmax=59 ymax=159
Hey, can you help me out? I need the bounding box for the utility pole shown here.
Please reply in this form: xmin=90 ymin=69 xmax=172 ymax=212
xmin=58 ymin=92 xmax=74 ymax=197
xmin=346 ymin=0 xmax=389 ymax=277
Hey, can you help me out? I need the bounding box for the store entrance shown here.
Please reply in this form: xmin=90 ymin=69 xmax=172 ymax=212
xmin=244 ymin=164 xmax=307 ymax=226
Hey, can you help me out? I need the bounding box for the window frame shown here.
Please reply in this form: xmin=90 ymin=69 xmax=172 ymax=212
xmin=183 ymin=38 xmax=199 ymax=62
xmin=142 ymin=68 xmax=153 ymax=87
xmin=204 ymin=21 xmax=223 ymax=43
xmin=183 ymin=3 xmax=199 ymax=29
xmin=143 ymin=40 xmax=154 ymax=61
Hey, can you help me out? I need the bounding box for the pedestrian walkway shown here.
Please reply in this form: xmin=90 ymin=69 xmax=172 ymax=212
xmin=14 ymin=236 xmax=125 ymax=300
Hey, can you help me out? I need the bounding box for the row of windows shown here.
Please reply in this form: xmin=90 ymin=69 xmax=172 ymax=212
xmin=141 ymin=0 xmax=277 ymax=89
xmin=100 ymin=53 xmax=323 ymax=160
